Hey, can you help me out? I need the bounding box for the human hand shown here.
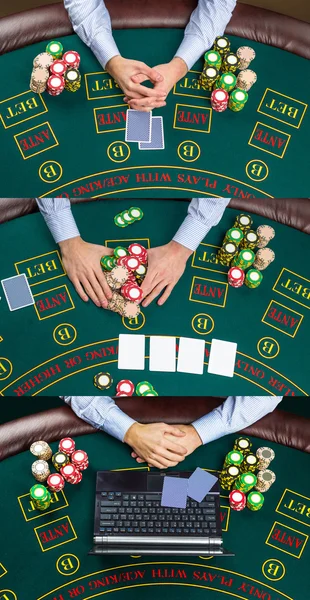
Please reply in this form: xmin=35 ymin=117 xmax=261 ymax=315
xmin=59 ymin=237 xmax=113 ymax=308
xmin=141 ymin=240 xmax=192 ymax=307
xmin=124 ymin=422 xmax=187 ymax=469
xmin=125 ymin=58 xmax=188 ymax=110
xmin=106 ymin=56 xmax=167 ymax=111
xmin=131 ymin=424 xmax=203 ymax=464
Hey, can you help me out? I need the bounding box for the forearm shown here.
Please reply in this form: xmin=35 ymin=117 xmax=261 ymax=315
xmin=192 ymin=396 xmax=283 ymax=445
xmin=36 ymin=199 xmax=80 ymax=244
xmin=175 ymin=0 xmax=237 ymax=70
xmin=173 ymin=197 xmax=230 ymax=251
xmin=64 ymin=0 xmax=120 ymax=68
xmin=61 ymin=395 xmax=136 ymax=442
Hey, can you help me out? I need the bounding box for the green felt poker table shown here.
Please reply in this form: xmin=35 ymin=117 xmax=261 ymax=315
xmin=0 ymin=2 xmax=309 ymax=198
xmin=0 ymin=198 xmax=309 ymax=397
xmin=0 ymin=404 xmax=309 ymax=600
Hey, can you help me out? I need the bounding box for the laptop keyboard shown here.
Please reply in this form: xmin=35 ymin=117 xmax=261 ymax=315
xmin=98 ymin=492 xmax=220 ymax=537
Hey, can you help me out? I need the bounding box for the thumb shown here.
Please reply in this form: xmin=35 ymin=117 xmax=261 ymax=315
xmin=137 ymin=63 xmax=163 ymax=82
xmin=164 ymin=425 xmax=186 ymax=437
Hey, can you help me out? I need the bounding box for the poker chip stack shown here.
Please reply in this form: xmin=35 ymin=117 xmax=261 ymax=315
xmin=228 ymin=88 xmax=248 ymax=112
xmin=199 ymin=37 xmax=256 ymax=113
xmin=229 ymin=490 xmax=246 ymax=511
xmin=29 ymin=437 xmax=87 ymax=509
xmin=256 ymin=447 xmax=275 ymax=470
xmin=236 ymin=46 xmax=256 ymax=70
xmin=211 ymin=89 xmax=229 ymax=112
xmin=255 ymin=469 xmax=276 ymax=493
xmin=236 ymin=69 xmax=257 ymax=91
xmin=30 ymin=484 xmax=52 ymax=511
xmin=233 ymin=214 xmax=253 ymax=232
xmin=218 ymin=214 xmax=275 ymax=290
xmin=52 ymin=451 xmax=70 ymax=471
xmin=228 ymin=267 xmax=245 ymax=288
xmin=232 ymin=249 xmax=255 ymax=270
xmin=71 ymin=450 xmax=89 ymax=471
xmin=101 ymin=242 xmax=148 ymax=319
xmin=222 ymin=52 xmax=240 ymax=73
xmin=46 ymin=473 xmax=65 ymax=492
xmin=256 ymin=225 xmax=276 ymax=248
xmin=114 ymin=207 xmax=144 ymax=228
xmin=61 ymin=463 xmax=82 ymax=485
xmin=240 ymin=230 xmax=259 ymax=250
xmin=221 ymin=438 xmax=276 ymax=513
xmin=30 ymin=43 xmax=81 ymax=95
xmin=30 ymin=440 xmax=53 ymax=461
xmin=253 ymin=248 xmax=275 ymax=271
xmin=31 ymin=460 xmax=50 ymax=482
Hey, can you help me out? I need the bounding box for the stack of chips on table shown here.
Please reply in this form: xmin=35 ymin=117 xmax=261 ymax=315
xmin=30 ymin=41 xmax=81 ymax=96
xmin=101 ymin=243 xmax=148 ymax=319
xmin=217 ymin=213 xmax=276 ymax=289
xmin=199 ymin=35 xmax=256 ymax=113
xmin=219 ymin=437 xmax=276 ymax=512
xmin=29 ymin=438 xmax=88 ymax=510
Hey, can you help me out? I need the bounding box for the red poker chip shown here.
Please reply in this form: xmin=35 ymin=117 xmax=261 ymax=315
xmin=60 ymin=464 xmax=79 ymax=482
xmin=116 ymin=380 xmax=135 ymax=395
xmin=50 ymin=60 xmax=67 ymax=77
xmin=47 ymin=473 xmax=65 ymax=491
xmin=123 ymin=256 xmax=141 ymax=271
xmin=116 ymin=392 xmax=131 ymax=397
xmin=47 ymin=74 xmax=65 ymax=92
xmin=128 ymin=244 xmax=147 ymax=258
xmin=127 ymin=286 xmax=143 ymax=302
xmin=63 ymin=50 xmax=80 ymax=68
xmin=72 ymin=450 xmax=89 ymax=471
xmin=59 ymin=437 xmax=75 ymax=455
xmin=117 ymin=257 xmax=128 ymax=267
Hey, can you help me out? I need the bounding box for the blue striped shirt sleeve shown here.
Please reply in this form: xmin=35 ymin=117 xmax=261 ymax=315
xmin=36 ymin=199 xmax=80 ymax=244
xmin=192 ymin=396 xmax=283 ymax=445
xmin=173 ymin=197 xmax=230 ymax=251
xmin=64 ymin=0 xmax=120 ymax=68
xmin=175 ymin=0 xmax=237 ymax=70
xmin=61 ymin=395 xmax=136 ymax=442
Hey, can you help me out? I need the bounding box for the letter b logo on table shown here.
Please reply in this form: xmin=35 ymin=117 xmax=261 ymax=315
xmin=56 ymin=554 xmax=80 ymax=576
xmin=192 ymin=313 xmax=214 ymax=335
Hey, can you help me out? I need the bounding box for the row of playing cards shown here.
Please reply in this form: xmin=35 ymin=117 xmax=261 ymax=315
xmin=125 ymin=109 xmax=165 ymax=150
xmin=118 ymin=334 xmax=237 ymax=378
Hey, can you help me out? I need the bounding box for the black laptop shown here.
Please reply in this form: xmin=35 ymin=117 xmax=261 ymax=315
xmin=90 ymin=470 xmax=233 ymax=556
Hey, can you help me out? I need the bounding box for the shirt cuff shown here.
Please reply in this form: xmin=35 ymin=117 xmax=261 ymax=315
xmin=192 ymin=409 xmax=226 ymax=445
xmin=173 ymin=214 xmax=209 ymax=251
xmin=102 ymin=404 xmax=136 ymax=442
xmin=43 ymin=205 xmax=80 ymax=244
xmin=174 ymin=36 xmax=208 ymax=71
xmin=91 ymin=33 xmax=121 ymax=69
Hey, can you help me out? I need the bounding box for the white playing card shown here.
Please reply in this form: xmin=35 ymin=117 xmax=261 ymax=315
xmin=1 ymin=274 xmax=34 ymax=311
xmin=177 ymin=337 xmax=205 ymax=375
xmin=118 ymin=334 xmax=145 ymax=370
xmin=207 ymin=339 xmax=237 ymax=378
xmin=139 ymin=116 xmax=165 ymax=150
xmin=149 ymin=336 xmax=176 ymax=372
xmin=125 ymin=109 xmax=152 ymax=142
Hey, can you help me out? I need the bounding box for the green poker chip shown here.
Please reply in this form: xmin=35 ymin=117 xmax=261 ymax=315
xmin=114 ymin=214 xmax=127 ymax=228
xmin=129 ymin=207 xmax=144 ymax=221
xmin=121 ymin=210 xmax=135 ymax=224
xmin=101 ymin=256 xmax=114 ymax=271
xmin=136 ymin=381 xmax=154 ymax=396
xmin=114 ymin=246 xmax=129 ymax=259
xmin=142 ymin=390 xmax=159 ymax=397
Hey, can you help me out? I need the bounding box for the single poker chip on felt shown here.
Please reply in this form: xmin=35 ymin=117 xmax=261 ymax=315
xmin=94 ymin=372 xmax=113 ymax=390
xmin=128 ymin=207 xmax=143 ymax=220
xmin=116 ymin=380 xmax=135 ymax=395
